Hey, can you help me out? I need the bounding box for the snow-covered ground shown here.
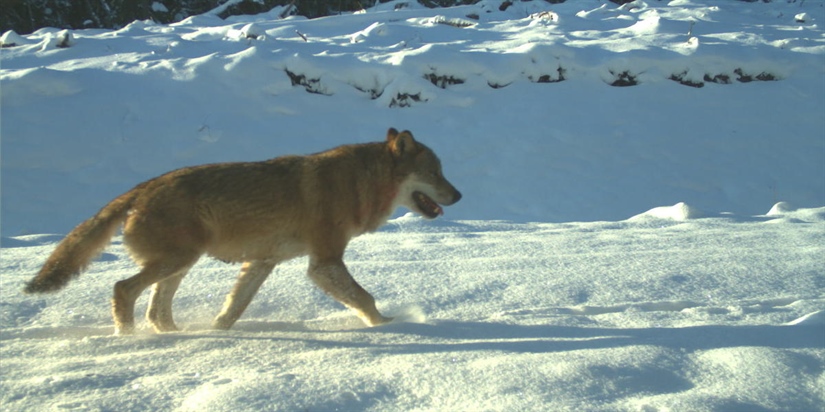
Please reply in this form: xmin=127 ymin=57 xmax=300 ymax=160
xmin=1 ymin=1 xmax=824 ymax=410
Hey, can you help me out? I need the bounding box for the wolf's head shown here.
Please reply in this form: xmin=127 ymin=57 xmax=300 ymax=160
xmin=387 ymin=128 xmax=462 ymax=219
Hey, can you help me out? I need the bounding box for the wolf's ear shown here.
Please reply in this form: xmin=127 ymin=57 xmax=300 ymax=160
xmin=387 ymin=128 xmax=399 ymax=141
xmin=388 ymin=129 xmax=416 ymax=158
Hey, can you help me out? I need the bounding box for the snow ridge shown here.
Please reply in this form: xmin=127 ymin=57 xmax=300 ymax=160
xmin=2 ymin=210 xmax=824 ymax=411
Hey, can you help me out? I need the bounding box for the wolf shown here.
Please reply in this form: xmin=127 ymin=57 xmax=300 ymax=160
xmin=24 ymin=128 xmax=461 ymax=335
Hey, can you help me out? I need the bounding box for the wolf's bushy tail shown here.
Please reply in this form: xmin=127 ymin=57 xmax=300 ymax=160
xmin=24 ymin=190 xmax=138 ymax=294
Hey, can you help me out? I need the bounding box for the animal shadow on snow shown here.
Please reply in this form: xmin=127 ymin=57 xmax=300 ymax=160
xmin=7 ymin=319 xmax=821 ymax=356
xmin=221 ymin=319 xmax=824 ymax=355
xmin=365 ymin=321 xmax=825 ymax=354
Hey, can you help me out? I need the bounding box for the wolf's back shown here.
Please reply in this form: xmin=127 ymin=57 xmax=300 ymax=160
xmin=24 ymin=189 xmax=138 ymax=294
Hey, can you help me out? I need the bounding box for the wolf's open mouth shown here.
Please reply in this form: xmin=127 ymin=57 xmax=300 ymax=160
xmin=413 ymin=191 xmax=443 ymax=219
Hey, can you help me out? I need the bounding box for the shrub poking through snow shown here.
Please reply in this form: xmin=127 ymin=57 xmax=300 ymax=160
xmin=529 ymin=67 xmax=566 ymax=84
xmin=55 ymin=30 xmax=75 ymax=48
xmin=704 ymin=73 xmax=732 ymax=84
xmin=351 ymin=82 xmax=385 ymax=99
xmin=430 ymin=15 xmax=476 ymax=28
xmin=424 ymin=72 xmax=465 ymax=89
xmin=700 ymin=69 xmax=778 ymax=85
xmin=734 ymin=68 xmax=778 ymax=83
xmin=389 ymin=92 xmax=425 ymax=108
xmin=609 ymin=70 xmax=638 ymax=87
xmin=670 ymin=71 xmax=704 ymax=88
xmin=284 ymin=69 xmax=330 ymax=95
xmin=530 ymin=11 xmax=559 ymax=22
xmin=487 ymin=81 xmax=511 ymax=89
xmin=239 ymin=23 xmax=261 ymax=40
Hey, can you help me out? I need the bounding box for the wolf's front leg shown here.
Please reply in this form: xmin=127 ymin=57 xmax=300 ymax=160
xmin=307 ymin=257 xmax=392 ymax=327
xmin=213 ymin=260 xmax=277 ymax=330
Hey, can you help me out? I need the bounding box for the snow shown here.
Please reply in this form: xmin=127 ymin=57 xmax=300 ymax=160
xmin=0 ymin=30 xmax=29 ymax=48
xmin=1 ymin=0 xmax=824 ymax=410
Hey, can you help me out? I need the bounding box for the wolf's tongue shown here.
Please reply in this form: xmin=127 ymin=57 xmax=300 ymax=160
xmin=414 ymin=191 xmax=442 ymax=218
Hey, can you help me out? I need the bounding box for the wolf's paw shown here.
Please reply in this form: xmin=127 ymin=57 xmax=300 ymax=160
xmin=211 ymin=318 xmax=234 ymax=330
xmin=113 ymin=325 xmax=135 ymax=336
xmin=151 ymin=324 xmax=180 ymax=333
xmin=148 ymin=320 xmax=180 ymax=333
xmin=366 ymin=315 xmax=395 ymax=327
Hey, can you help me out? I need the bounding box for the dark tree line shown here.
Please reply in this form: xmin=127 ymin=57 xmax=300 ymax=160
xmin=0 ymin=0 xmax=772 ymax=36
xmin=1 ymin=0 xmax=566 ymax=35
xmin=0 ymin=0 xmax=433 ymax=34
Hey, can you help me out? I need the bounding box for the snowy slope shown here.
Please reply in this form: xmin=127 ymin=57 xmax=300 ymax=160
xmin=1 ymin=1 xmax=824 ymax=411
xmin=2 ymin=0 xmax=824 ymax=234
xmin=2 ymin=211 xmax=824 ymax=411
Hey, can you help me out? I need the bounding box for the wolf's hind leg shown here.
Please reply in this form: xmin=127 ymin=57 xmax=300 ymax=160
xmin=213 ymin=260 xmax=277 ymax=330
xmin=146 ymin=270 xmax=191 ymax=333
xmin=307 ymin=257 xmax=392 ymax=327
xmin=113 ymin=254 xmax=199 ymax=335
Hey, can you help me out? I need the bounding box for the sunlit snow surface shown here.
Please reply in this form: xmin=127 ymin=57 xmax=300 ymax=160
xmin=1 ymin=0 xmax=824 ymax=410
